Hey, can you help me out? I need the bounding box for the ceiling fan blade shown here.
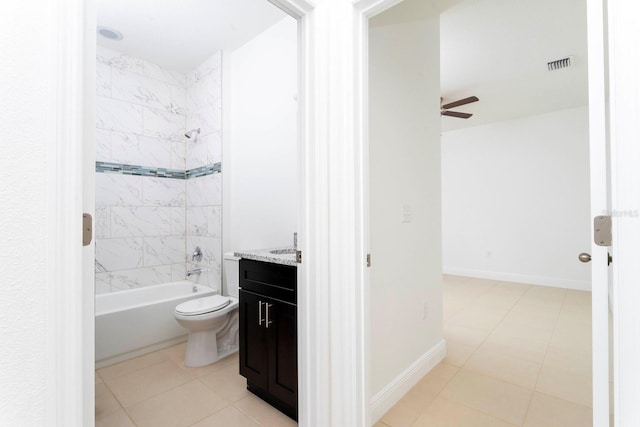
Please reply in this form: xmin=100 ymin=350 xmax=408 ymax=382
xmin=441 ymin=96 xmax=479 ymax=110
xmin=441 ymin=110 xmax=473 ymax=119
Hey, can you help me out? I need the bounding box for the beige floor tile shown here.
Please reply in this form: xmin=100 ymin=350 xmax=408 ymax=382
xmin=411 ymin=396 xmax=517 ymax=427
xmin=234 ymin=394 xmax=297 ymax=427
xmin=95 ymin=410 xmax=136 ymax=427
xmin=127 ymin=380 xmax=229 ymax=427
xmin=480 ymin=331 xmax=549 ymax=364
xmin=523 ymin=392 xmax=592 ymax=427
xmin=200 ymin=368 xmax=251 ymax=403
xmin=106 ymin=360 xmax=193 ymax=407
xmin=96 ymin=374 xmax=104 ymax=385
xmin=464 ymin=348 xmax=541 ymax=389
xmin=98 ymin=350 xmax=169 ymax=381
xmin=492 ymin=319 xmax=555 ymax=344
xmin=549 ymin=320 xmax=592 ymax=353
xmin=472 ymin=292 xmax=522 ymax=311
xmin=413 ymin=363 xmax=459 ymax=395
xmin=440 ymin=370 xmax=532 ymax=425
xmin=444 ymin=340 xmax=477 ymax=367
xmin=482 ymin=284 xmax=529 ymax=301
xmin=443 ymin=300 xmax=467 ymax=320
xmin=374 ymin=422 xmax=391 ymax=427
xmin=381 ymin=399 xmax=425 ymax=427
xmin=387 ymin=368 xmax=451 ymax=419
xmin=557 ymin=307 xmax=592 ymax=325
xmin=563 ymin=290 xmax=591 ymax=306
xmin=543 ymin=344 xmax=591 ymax=376
xmin=463 ymin=277 xmax=500 ymax=288
xmin=192 ymin=405 xmax=261 ymax=427
xmin=521 ymin=286 xmax=566 ymax=302
xmin=160 ymin=341 xmax=188 ymax=364
xmin=448 ymin=307 xmax=509 ymax=331
xmin=536 ymin=365 xmax=592 ymax=407
xmin=179 ymin=352 xmax=240 ymax=379
xmin=95 ymin=382 xmax=122 ymax=419
xmin=511 ymin=297 xmax=564 ymax=316
xmin=444 ymin=324 xmax=491 ymax=347
xmin=498 ymin=310 xmax=559 ymax=332
xmin=442 ymin=275 xmax=474 ymax=286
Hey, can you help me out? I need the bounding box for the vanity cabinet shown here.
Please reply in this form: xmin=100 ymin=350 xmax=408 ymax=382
xmin=239 ymin=259 xmax=297 ymax=420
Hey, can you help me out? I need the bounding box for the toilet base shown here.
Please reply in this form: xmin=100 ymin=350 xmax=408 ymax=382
xmin=184 ymin=329 xmax=218 ymax=367
xmin=182 ymin=310 xmax=239 ymax=367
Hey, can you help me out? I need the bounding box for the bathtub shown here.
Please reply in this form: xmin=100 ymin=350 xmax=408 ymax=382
xmin=95 ymin=281 xmax=216 ymax=368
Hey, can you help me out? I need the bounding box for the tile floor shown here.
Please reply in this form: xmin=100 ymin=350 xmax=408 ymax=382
xmin=95 ymin=343 xmax=297 ymax=427
xmin=375 ymin=275 xmax=593 ymax=427
xmin=96 ymin=275 xmax=592 ymax=427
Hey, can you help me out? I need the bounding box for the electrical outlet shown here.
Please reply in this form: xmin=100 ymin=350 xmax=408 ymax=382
xmin=422 ymin=301 xmax=429 ymax=320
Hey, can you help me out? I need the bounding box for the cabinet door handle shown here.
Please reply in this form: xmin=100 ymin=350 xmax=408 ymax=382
xmin=265 ymin=303 xmax=273 ymax=328
xmin=258 ymin=300 xmax=263 ymax=326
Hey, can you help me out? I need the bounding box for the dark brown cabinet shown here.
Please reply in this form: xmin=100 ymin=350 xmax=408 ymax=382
xmin=239 ymin=259 xmax=297 ymax=420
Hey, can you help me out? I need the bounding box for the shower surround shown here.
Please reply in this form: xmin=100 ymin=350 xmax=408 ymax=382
xmin=95 ymin=46 xmax=222 ymax=294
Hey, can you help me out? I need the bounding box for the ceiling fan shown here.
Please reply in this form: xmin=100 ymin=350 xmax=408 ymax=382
xmin=440 ymin=96 xmax=479 ymax=119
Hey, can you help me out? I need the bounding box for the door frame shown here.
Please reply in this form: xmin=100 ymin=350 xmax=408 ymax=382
xmin=47 ymin=0 xmax=640 ymax=426
xmin=605 ymin=0 xmax=640 ymax=425
xmin=587 ymin=0 xmax=610 ymax=424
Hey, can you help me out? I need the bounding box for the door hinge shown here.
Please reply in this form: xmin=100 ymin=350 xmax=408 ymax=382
xmin=296 ymin=250 xmax=302 ymax=264
xmin=594 ymin=215 xmax=612 ymax=246
xmin=366 ymin=253 xmax=371 ymax=268
xmin=82 ymin=213 xmax=92 ymax=246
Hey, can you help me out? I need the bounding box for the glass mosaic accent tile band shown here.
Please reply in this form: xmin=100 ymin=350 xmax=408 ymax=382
xmin=186 ymin=163 xmax=221 ymax=179
xmin=96 ymin=161 xmax=221 ymax=180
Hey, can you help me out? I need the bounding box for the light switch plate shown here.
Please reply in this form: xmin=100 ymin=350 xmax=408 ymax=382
xmin=401 ymin=203 xmax=412 ymax=223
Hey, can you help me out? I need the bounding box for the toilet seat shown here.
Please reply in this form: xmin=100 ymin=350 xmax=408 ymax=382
xmin=175 ymin=295 xmax=231 ymax=316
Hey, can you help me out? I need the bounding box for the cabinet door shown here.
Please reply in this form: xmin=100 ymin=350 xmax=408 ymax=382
xmin=239 ymin=290 xmax=268 ymax=389
xmin=266 ymin=298 xmax=298 ymax=410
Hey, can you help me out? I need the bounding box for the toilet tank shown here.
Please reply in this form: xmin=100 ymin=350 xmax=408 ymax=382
xmin=223 ymin=252 xmax=241 ymax=298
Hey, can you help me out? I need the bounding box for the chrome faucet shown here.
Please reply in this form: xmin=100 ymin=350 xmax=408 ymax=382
xmin=187 ymin=267 xmax=202 ymax=277
xmin=293 ymin=232 xmax=298 ymax=250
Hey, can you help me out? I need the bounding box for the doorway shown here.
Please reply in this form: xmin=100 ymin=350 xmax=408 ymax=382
xmin=367 ymin=0 xmax=609 ymax=425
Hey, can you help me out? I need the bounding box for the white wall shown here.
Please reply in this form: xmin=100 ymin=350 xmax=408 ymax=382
xmin=224 ymin=17 xmax=298 ymax=254
xmin=0 ymin=2 xmax=50 ymax=424
xmin=442 ymin=106 xmax=591 ymax=290
xmin=369 ymin=0 xmax=444 ymax=418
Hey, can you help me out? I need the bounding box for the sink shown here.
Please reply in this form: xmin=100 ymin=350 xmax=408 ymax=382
xmin=269 ymin=248 xmax=296 ymax=255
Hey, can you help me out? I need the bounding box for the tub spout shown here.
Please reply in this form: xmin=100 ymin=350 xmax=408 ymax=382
xmin=187 ymin=268 xmax=202 ymax=277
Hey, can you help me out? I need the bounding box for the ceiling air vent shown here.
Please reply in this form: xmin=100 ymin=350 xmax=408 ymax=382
xmin=547 ymin=56 xmax=573 ymax=71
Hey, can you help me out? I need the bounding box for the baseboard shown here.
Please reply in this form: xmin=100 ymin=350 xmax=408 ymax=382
xmin=95 ymin=335 xmax=187 ymax=369
xmin=443 ymin=267 xmax=591 ymax=291
xmin=371 ymin=339 xmax=446 ymax=423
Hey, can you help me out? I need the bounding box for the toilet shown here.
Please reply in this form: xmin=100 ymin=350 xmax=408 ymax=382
xmin=174 ymin=253 xmax=241 ymax=367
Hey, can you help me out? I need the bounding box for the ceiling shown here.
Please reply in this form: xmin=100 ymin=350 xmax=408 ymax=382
xmin=440 ymin=0 xmax=589 ymax=131
xmin=96 ymin=0 xmax=287 ymax=73
xmin=97 ymin=0 xmax=588 ymax=130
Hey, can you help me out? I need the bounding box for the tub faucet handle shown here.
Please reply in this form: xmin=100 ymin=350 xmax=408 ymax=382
xmin=293 ymin=232 xmax=297 ymax=250
xmin=192 ymin=246 xmax=203 ymax=262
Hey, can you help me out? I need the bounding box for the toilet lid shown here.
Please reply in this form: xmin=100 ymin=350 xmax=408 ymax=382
xmin=175 ymin=295 xmax=231 ymax=316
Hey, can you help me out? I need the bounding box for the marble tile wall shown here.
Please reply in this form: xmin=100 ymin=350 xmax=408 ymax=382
xmin=95 ymin=47 xmax=223 ymax=295
xmin=185 ymin=52 xmax=223 ymax=292
xmin=95 ymin=46 xmax=188 ymax=293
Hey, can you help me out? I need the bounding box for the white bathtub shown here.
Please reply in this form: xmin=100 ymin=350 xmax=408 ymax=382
xmin=95 ymin=281 xmax=216 ymax=368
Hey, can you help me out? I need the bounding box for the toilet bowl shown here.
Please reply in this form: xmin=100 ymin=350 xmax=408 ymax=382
xmin=174 ymin=295 xmax=239 ymax=367
xmin=174 ymin=253 xmax=242 ymax=367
